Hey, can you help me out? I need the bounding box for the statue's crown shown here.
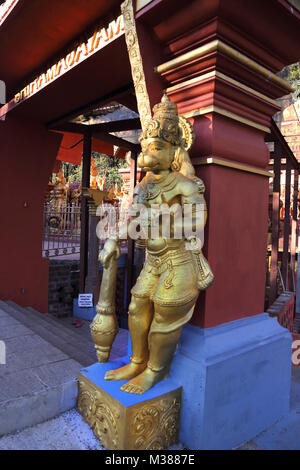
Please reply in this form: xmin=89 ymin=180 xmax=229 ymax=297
xmin=140 ymin=94 xmax=184 ymax=147
xmin=152 ymin=93 xmax=178 ymax=121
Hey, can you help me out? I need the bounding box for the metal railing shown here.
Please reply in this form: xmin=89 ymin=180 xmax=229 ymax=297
xmin=42 ymin=202 xmax=129 ymax=258
xmin=42 ymin=203 xmax=81 ymax=257
xmin=265 ymin=119 xmax=299 ymax=308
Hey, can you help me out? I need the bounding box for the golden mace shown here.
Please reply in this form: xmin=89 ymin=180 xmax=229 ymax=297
xmin=90 ymin=246 xmax=119 ymax=363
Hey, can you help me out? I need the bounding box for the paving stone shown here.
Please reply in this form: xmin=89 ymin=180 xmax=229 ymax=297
xmin=0 ymin=368 xmax=47 ymax=401
xmin=0 ymin=409 xmax=101 ymax=450
xmin=4 ymin=334 xmax=49 ymax=355
xmin=0 ymin=380 xmax=78 ymax=437
xmin=0 ymin=324 xmax=33 ymax=340
xmin=0 ymin=345 xmax=68 ymax=377
xmin=0 ymin=300 xmax=128 ymax=437
xmin=8 ymin=302 xmax=93 ymax=348
xmin=0 ymin=309 xmax=9 ymax=318
xmin=34 ymin=359 xmax=83 ymax=388
xmin=0 ymin=316 xmax=23 ymax=328
xmin=26 ymin=307 xmax=92 ymax=338
xmin=0 ymin=302 xmax=97 ymax=365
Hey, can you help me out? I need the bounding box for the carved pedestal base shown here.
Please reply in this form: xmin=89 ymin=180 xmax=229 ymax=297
xmin=77 ymin=360 xmax=182 ymax=450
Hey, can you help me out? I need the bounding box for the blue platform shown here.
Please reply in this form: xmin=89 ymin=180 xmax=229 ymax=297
xmin=80 ymin=357 xmax=181 ymax=408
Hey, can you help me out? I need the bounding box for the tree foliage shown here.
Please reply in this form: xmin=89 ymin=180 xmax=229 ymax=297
xmin=278 ymin=62 xmax=300 ymax=100
xmin=60 ymin=152 xmax=127 ymax=187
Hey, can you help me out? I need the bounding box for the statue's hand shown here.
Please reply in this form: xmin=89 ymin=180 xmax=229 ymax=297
xmin=99 ymin=239 xmax=121 ymax=269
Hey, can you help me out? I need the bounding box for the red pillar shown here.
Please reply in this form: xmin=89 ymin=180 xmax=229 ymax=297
xmin=136 ymin=0 xmax=300 ymax=328
xmin=0 ymin=116 xmax=62 ymax=312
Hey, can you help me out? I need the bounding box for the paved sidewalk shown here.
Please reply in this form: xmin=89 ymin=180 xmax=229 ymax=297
xmin=0 ymin=302 xmax=128 ymax=437
xmin=0 ymin=408 xmax=185 ymax=450
xmin=0 ymin=409 xmax=102 ymax=451
xmin=0 ymin=366 xmax=299 ymax=450
xmin=236 ymin=366 xmax=300 ymax=450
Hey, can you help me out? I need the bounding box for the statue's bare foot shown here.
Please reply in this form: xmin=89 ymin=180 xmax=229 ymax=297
xmin=120 ymin=367 xmax=166 ymax=394
xmin=104 ymin=362 xmax=146 ymax=381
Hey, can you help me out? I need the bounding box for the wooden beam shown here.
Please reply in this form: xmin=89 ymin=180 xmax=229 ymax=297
xmin=49 ymin=123 xmax=140 ymax=153
xmin=93 ymin=131 xmax=140 ymax=152
xmin=50 ymin=118 xmax=141 ymax=135
xmin=117 ymin=94 xmax=139 ymax=114
xmin=268 ymin=164 xmax=293 ymax=171
xmin=89 ymin=118 xmax=141 ymax=133
xmin=46 ymin=84 xmax=135 ymax=129
xmin=79 ymin=130 xmax=92 ymax=293
xmin=49 ymin=122 xmax=87 ymax=134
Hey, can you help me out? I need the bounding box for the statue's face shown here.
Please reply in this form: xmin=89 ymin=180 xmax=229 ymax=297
xmin=138 ymin=138 xmax=175 ymax=172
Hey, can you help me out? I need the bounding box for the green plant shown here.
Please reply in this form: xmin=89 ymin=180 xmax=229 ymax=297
xmin=60 ymin=152 xmax=127 ymax=187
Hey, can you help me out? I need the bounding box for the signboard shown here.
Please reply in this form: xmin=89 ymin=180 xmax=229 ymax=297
xmin=0 ymin=14 xmax=124 ymax=119
xmin=136 ymin=0 xmax=153 ymax=11
xmin=78 ymin=294 xmax=94 ymax=308
xmin=0 ymin=0 xmax=19 ymax=27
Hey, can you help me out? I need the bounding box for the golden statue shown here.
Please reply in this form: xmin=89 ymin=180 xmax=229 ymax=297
xmin=50 ymin=166 xmax=68 ymax=207
xmin=90 ymin=157 xmax=99 ymax=190
xmin=91 ymin=94 xmax=213 ymax=395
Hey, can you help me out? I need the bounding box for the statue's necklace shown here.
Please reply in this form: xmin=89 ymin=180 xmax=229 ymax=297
xmin=144 ymin=172 xmax=177 ymax=200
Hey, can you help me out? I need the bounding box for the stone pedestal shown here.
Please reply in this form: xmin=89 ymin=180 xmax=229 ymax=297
xmin=77 ymin=359 xmax=182 ymax=450
xmin=170 ymin=314 xmax=292 ymax=450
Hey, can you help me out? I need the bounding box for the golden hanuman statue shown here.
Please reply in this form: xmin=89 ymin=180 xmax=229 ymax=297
xmin=91 ymin=94 xmax=213 ymax=395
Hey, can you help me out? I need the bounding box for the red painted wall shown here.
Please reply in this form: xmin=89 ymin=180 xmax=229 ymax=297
xmin=0 ymin=116 xmax=62 ymax=312
xmin=191 ymin=164 xmax=269 ymax=328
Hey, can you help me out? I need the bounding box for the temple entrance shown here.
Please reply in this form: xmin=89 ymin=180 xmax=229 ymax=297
xmin=0 ymin=3 xmax=150 ymax=315
xmin=43 ymin=98 xmax=144 ymax=326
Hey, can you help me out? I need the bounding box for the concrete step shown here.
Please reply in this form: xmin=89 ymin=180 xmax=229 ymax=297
xmin=0 ymin=301 xmax=97 ymax=367
xmin=15 ymin=302 xmax=127 ymax=360
xmin=25 ymin=306 xmax=92 ymax=340
xmin=0 ymin=305 xmax=81 ymax=437
xmin=2 ymin=301 xmax=128 ymax=362
xmin=14 ymin=302 xmax=128 ymax=360
xmin=0 ymin=301 xmax=128 ymax=437
xmin=8 ymin=301 xmax=93 ymax=345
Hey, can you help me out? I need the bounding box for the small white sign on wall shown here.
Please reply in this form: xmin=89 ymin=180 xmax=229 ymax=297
xmin=78 ymin=294 xmax=93 ymax=308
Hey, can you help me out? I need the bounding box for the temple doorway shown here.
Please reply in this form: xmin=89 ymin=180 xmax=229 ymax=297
xmin=43 ymin=98 xmax=144 ymax=327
